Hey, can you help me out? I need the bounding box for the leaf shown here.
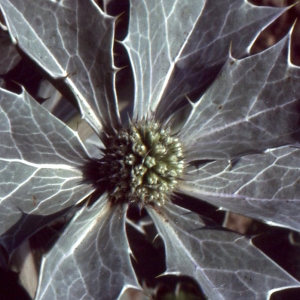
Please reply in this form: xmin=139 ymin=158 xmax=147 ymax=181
xmin=123 ymin=0 xmax=206 ymax=118
xmin=36 ymin=197 xmax=140 ymax=300
xmin=180 ymin=146 xmax=300 ymax=232
xmin=0 ymin=88 xmax=94 ymax=256
xmin=147 ymin=203 xmax=300 ymax=300
xmin=124 ymin=0 xmax=287 ymax=120
xmin=156 ymin=1 xmax=290 ymax=122
xmin=181 ymin=29 xmax=300 ymax=161
xmin=0 ymin=0 xmax=120 ymax=134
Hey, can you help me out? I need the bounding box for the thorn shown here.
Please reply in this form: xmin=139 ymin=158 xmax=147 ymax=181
xmin=184 ymin=95 xmax=196 ymax=108
xmin=114 ymin=39 xmax=124 ymax=46
xmin=114 ymin=65 xmax=128 ymax=73
xmin=129 ymin=251 xmax=138 ymax=263
xmin=10 ymin=79 xmax=23 ymax=88
xmin=85 ymin=194 xmax=93 ymax=206
xmin=115 ymin=10 xmax=126 ymax=24
xmin=287 ymin=1 xmax=299 ymax=10
xmin=288 ymin=18 xmax=298 ymax=67
xmin=152 ymin=233 xmax=160 ymax=244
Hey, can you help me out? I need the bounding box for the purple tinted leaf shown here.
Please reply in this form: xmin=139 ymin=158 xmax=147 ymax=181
xmin=36 ymin=198 xmax=140 ymax=300
xmin=148 ymin=203 xmax=300 ymax=299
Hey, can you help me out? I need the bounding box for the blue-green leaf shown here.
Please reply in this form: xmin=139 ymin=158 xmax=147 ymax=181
xmin=148 ymin=203 xmax=300 ymax=299
xmin=0 ymin=88 xmax=94 ymax=257
xmin=0 ymin=0 xmax=120 ymax=134
xmin=36 ymin=197 xmax=140 ymax=300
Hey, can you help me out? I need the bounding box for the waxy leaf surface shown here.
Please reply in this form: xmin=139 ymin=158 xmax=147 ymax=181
xmin=0 ymin=0 xmax=120 ymax=134
xmin=182 ymin=31 xmax=300 ymax=161
xmin=180 ymin=146 xmax=300 ymax=232
xmin=124 ymin=0 xmax=287 ymax=120
xmin=0 ymin=88 xmax=94 ymax=257
xmin=36 ymin=198 xmax=140 ymax=300
xmin=148 ymin=203 xmax=300 ymax=300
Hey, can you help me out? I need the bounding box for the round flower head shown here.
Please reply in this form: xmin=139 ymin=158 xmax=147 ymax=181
xmin=96 ymin=118 xmax=184 ymax=206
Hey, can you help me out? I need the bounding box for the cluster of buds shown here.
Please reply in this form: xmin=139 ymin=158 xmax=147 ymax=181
xmin=98 ymin=119 xmax=184 ymax=205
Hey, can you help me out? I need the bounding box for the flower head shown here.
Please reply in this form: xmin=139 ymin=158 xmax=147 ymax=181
xmin=94 ymin=118 xmax=184 ymax=205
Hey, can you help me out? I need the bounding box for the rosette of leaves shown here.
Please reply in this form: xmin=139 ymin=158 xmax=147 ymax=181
xmin=1 ymin=0 xmax=300 ymax=299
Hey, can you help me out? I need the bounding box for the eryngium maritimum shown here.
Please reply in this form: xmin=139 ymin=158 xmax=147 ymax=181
xmin=1 ymin=0 xmax=300 ymax=299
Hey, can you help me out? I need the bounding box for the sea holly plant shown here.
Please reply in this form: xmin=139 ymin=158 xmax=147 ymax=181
xmin=1 ymin=0 xmax=300 ymax=299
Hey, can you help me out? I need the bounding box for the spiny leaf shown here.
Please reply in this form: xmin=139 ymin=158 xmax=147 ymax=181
xmin=0 ymin=0 xmax=120 ymax=134
xmin=148 ymin=203 xmax=300 ymax=300
xmin=180 ymin=146 xmax=300 ymax=232
xmin=123 ymin=0 xmax=205 ymax=118
xmin=0 ymin=88 xmax=94 ymax=257
xmin=124 ymin=0 xmax=288 ymax=120
xmin=181 ymin=29 xmax=300 ymax=161
xmin=36 ymin=197 xmax=141 ymax=300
